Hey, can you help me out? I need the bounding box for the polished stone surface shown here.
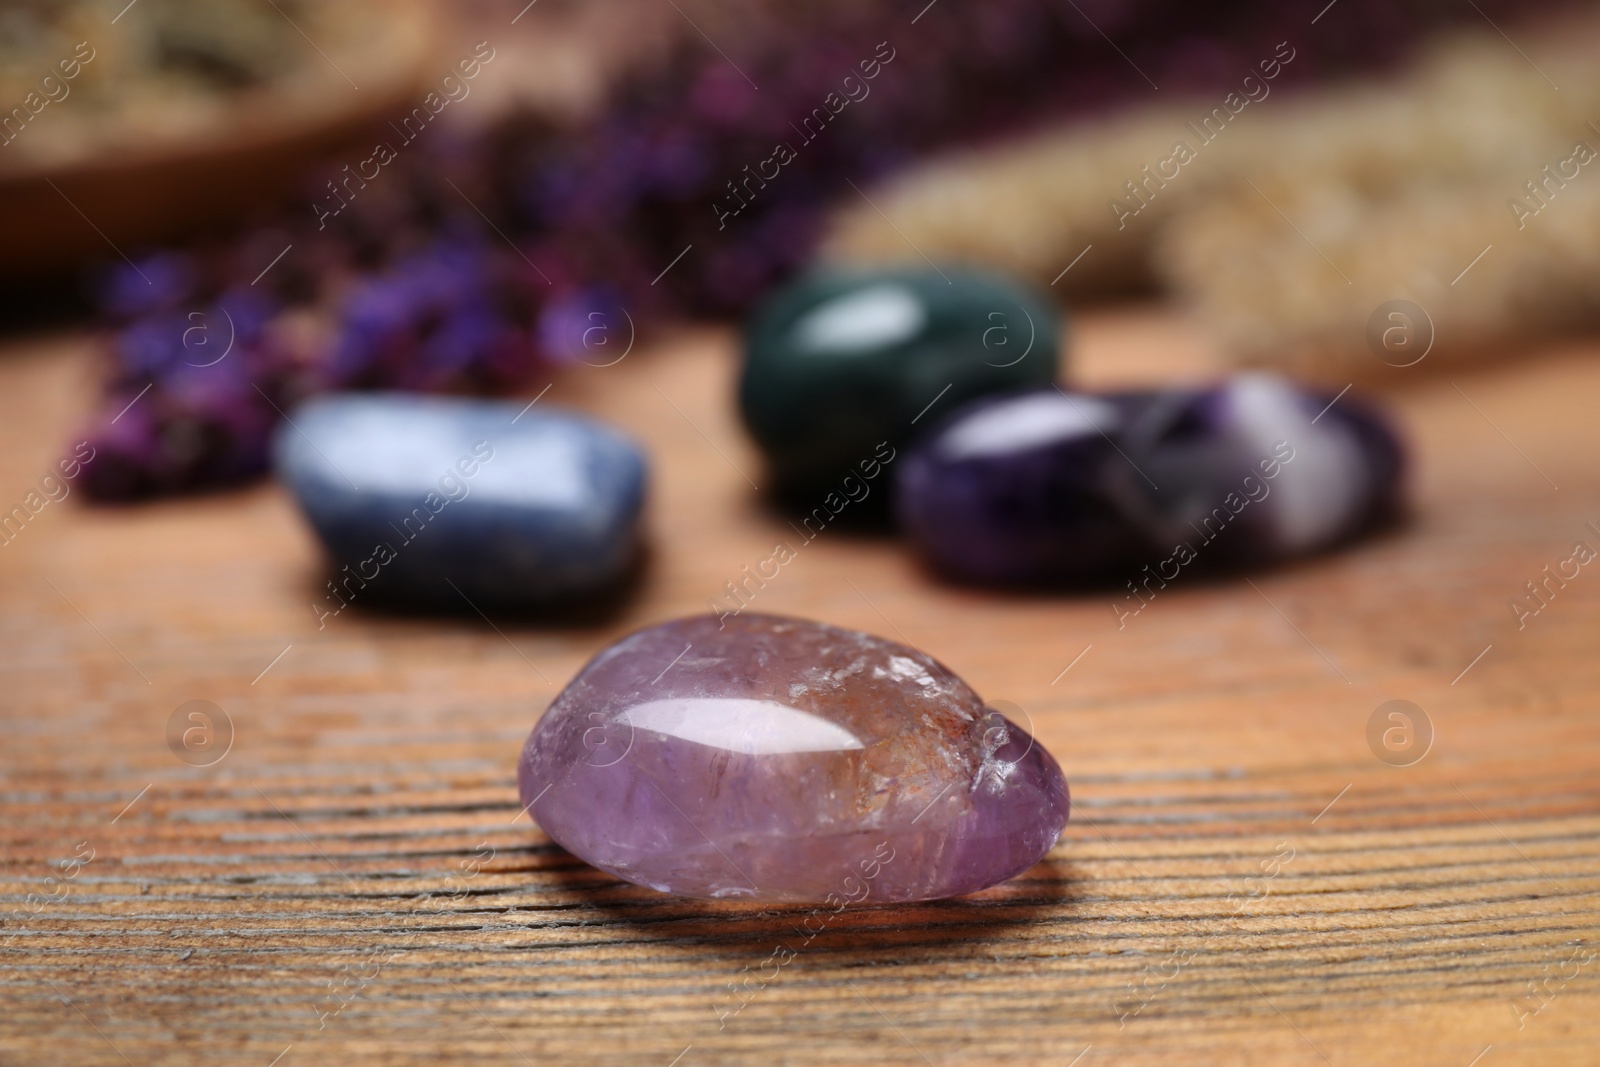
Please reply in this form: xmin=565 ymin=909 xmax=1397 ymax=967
xmin=740 ymin=267 xmax=1061 ymax=502
xmin=896 ymin=389 xmax=1148 ymax=584
xmin=275 ymin=393 xmax=646 ymax=613
xmin=1126 ymin=373 xmax=1405 ymax=565
xmin=518 ymin=613 xmax=1070 ymax=902
xmin=897 ymin=374 xmax=1404 ymax=584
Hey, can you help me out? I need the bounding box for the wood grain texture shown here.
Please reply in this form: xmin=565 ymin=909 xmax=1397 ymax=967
xmin=2 ymin=309 xmax=1598 ymax=1066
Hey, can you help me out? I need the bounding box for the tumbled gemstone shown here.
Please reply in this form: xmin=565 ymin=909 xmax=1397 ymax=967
xmin=894 ymin=390 xmax=1149 ymax=584
xmin=739 ymin=266 xmax=1062 ymax=503
xmin=1127 ymin=373 xmax=1404 ymax=565
xmin=518 ymin=614 xmax=1069 ymax=902
xmin=896 ymin=373 xmax=1404 ymax=584
xmin=275 ymin=393 xmax=646 ymax=612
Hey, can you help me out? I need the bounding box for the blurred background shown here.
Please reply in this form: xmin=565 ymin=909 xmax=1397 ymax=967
xmin=5 ymin=0 xmax=1600 ymax=499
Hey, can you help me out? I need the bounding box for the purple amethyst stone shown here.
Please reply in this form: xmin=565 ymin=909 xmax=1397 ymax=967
xmin=518 ymin=614 xmax=1069 ymax=903
xmin=1124 ymin=374 xmax=1404 ymax=566
xmin=894 ymin=390 xmax=1149 ymax=585
xmin=897 ymin=374 xmax=1404 ymax=584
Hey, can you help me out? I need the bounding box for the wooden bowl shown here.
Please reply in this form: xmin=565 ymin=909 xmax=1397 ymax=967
xmin=0 ymin=0 xmax=438 ymax=280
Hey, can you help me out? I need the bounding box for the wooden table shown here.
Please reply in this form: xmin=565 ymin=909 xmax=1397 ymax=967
xmin=2 ymin=310 xmax=1597 ymax=1066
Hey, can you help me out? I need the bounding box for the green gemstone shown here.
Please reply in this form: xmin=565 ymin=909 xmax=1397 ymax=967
xmin=739 ymin=266 xmax=1063 ymax=501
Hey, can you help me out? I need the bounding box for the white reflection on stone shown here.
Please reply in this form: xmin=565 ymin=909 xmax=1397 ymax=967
xmin=625 ymin=698 xmax=865 ymax=755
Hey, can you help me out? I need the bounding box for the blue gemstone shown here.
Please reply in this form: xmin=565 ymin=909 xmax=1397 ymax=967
xmin=275 ymin=393 xmax=647 ymax=612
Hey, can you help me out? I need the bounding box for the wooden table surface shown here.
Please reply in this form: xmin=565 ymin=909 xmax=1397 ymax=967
xmin=2 ymin=310 xmax=1598 ymax=1066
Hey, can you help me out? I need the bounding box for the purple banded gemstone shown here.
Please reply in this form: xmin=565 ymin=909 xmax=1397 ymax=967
xmin=1124 ymin=374 xmax=1404 ymax=565
xmin=897 ymin=374 xmax=1404 ymax=584
xmin=894 ymin=390 xmax=1149 ymax=585
xmin=518 ymin=614 xmax=1069 ymax=903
